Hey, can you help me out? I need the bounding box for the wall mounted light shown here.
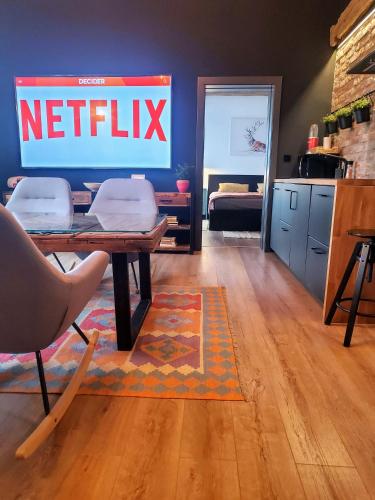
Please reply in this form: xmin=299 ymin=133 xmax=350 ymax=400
xmin=337 ymin=6 xmax=375 ymax=50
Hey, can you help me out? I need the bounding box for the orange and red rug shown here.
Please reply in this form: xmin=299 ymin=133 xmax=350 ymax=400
xmin=0 ymin=282 xmax=243 ymax=401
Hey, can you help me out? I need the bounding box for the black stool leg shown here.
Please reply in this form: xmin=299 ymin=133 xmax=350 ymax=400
xmin=367 ymin=251 xmax=373 ymax=283
xmin=325 ymin=241 xmax=362 ymax=324
xmin=343 ymin=243 xmax=370 ymax=347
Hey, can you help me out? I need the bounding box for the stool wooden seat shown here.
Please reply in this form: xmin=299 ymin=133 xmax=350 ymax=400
xmin=325 ymin=228 xmax=375 ymax=347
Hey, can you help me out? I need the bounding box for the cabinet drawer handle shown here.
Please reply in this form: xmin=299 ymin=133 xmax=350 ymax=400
xmin=317 ymin=193 xmax=329 ymax=197
xmin=290 ymin=191 xmax=297 ymax=210
xmin=281 ymin=227 xmax=289 ymax=232
xmin=311 ymin=247 xmax=327 ymax=254
xmin=285 ymin=189 xmax=292 ymax=192
xmin=273 ymin=187 xmax=280 ymax=190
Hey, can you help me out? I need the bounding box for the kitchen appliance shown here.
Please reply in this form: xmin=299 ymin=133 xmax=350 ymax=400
xmin=307 ymin=123 xmax=319 ymax=152
xmin=298 ymin=153 xmax=348 ymax=179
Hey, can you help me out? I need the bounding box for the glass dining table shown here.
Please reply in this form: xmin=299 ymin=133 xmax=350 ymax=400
xmin=14 ymin=211 xmax=168 ymax=351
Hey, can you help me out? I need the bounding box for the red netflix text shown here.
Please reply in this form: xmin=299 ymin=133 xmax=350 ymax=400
xmin=19 ymin=99 xmax=167 ymax=142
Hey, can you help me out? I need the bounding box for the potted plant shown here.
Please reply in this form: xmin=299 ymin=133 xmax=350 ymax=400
xmin=336 ymin=106 xmax=353 ymax=130
xmin=175 ymin=163 xmax=193 ymax=193
xmin=323 ymin=113 xmax=338 ymax=134
xmin=352 ymin=96 xmax=372 ymax=124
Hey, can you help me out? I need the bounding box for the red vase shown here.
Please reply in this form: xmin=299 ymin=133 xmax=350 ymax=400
xmin=176 ymin=179 xmax=190 ymax=193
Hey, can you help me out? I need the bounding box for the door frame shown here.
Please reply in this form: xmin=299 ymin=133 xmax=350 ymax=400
xmin=194 ymin=76 xmax=282 ymax=251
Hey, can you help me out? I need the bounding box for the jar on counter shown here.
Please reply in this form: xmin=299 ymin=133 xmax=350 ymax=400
xmin=345 ymin=161 xmax=354 ymax=179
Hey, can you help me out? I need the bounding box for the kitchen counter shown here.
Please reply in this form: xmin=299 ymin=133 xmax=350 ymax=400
xmin=271 ymin=178 xmax=375 ymax=324
xmin=274 ymin=178 xmax=375 ymax=186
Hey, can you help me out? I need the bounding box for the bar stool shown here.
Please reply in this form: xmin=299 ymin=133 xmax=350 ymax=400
xmin=325 ymin=228 xmax=375 ymax=347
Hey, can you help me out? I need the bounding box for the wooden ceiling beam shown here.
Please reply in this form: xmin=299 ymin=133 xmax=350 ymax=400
xmin=330 ymin=0 xmax=375 ymax=47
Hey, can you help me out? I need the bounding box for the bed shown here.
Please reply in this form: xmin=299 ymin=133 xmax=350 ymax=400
xmin=208 ymin=174 xmax=264 ymax=231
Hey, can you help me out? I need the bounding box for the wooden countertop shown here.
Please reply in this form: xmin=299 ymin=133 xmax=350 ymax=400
xmin=274 ymin=178 xmax=375 ymax=186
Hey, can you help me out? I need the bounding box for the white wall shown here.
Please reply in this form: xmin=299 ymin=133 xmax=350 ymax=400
xmin=203 ymin=94 xmax=270 ymax=187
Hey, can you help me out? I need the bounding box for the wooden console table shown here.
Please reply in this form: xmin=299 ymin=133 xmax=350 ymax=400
xmin=3 ymin=190 xmax=92 ymax=206
xmin=155 ymin=192 xmax=192 ymax=253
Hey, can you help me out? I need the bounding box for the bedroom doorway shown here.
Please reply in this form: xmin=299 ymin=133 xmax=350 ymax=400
xmin=195 ymin=77 xmax=282 ymax=252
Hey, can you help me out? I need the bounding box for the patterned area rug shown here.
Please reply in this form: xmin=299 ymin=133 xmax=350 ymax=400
xmin=0 ymin=281 xmax=243 ymax=401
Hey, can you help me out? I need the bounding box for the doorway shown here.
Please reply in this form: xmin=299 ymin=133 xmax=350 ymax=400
xmin=194 ymin=77 xmax=282 ymax=252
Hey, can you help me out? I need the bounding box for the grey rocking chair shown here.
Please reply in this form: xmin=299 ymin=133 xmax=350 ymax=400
xmin=0 ymin=203 xmax=109 ymax=458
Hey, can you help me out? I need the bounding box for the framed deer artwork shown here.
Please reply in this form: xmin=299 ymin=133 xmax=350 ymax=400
xmin=229 ymin=117 xmax=267 ymax=155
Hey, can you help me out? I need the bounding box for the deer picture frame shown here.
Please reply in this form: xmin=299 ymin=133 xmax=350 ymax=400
xmin=230 ymin=117 xmax=268 ymax=155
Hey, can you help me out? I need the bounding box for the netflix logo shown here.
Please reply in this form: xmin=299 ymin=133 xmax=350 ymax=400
xmin=19 ymin=99 xmax=167 ymax=142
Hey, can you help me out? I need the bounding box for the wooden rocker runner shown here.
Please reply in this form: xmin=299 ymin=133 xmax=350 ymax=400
xmin=0 ymin=203 xmax=109 ymax=459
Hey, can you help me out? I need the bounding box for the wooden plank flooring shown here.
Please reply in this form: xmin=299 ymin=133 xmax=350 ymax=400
xmin=0 ymin=234 xmax=374 ymax=499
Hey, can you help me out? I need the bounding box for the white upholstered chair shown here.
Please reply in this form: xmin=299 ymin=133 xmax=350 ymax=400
xmin=89 ymin=178 xmax=157 ymax=215
xmin=0 ymin=203 xmax=109 ymax=458
xmin=6 ymin=177 xmax=73 ymax=271
xmin=88 ymin=179 xmax=158 ymax=291
xmin=6 ymin=177 xmax=73 ymax=215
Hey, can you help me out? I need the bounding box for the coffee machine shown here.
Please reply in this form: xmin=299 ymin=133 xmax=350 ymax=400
xmin=298 ymin=154 xmax=349 ymax=179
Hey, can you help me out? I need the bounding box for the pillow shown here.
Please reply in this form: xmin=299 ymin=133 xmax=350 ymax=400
xmin=257 ymin=183 xmax=264 ymax=194
xmin=218 ymin=183 xmax=249 ymax=193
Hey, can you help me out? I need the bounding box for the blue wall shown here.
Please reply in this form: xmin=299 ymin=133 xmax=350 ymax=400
xmin=0 ymin=0 xmax=348 ymax=193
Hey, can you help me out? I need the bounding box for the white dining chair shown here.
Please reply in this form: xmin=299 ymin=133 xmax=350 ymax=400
xmin=6 ymin=177 xmax=73 ymax=271
xmin=88 ymin=178 xmax=158 ymax=292
xmin=0 ymin=203 xmax=109 ymax=459
xmin=6 ymin=177 xmax=73 ymax=215
xmin=89 ymin=178 xmax=157 ymax=215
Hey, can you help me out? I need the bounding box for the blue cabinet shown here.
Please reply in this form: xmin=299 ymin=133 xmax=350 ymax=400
xmin=289 ymin=184 xmax=311 ymax=282
xmin=308 ymin=186 xmax=334 ymax=246
xmin=270 ymin=185 xmax=283 ymax=257
xmin=271 ymin=183 xmax=311 ymax=278
xmin=278 ymin=220 xmax=292 ymax=266
xmin=270 ymin=181 xmax=334 ymax=303
xmin=305 ymin=237 xmax=329 ymax=301
xmin=280 ymin=184 xmax=294 ymax=225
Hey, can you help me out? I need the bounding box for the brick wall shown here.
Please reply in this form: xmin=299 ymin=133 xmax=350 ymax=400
xmin=331 ymin=11 xmax=375 ymax=178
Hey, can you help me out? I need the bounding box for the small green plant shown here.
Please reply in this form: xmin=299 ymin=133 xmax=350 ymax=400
xmin=176 ymin=163 xmax=194 ymax=179
xmin=352 ymin=96 xmax=372 ymax=110
xmin=322 ymin=113 xmax=337 ymax=124
xmin=335 ymin=106 xmax=353 ymax=118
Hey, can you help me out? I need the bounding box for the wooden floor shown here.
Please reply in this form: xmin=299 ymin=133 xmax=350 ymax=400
xmin=1 ymin=232 xmax=375 ymax=499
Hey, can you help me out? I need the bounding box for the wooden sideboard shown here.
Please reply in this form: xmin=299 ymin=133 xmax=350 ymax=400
xmin=3 ymin=190 xmax=92 ymax=206
xmin=154 ymin=192 xmax=192 ymax=253
xmin=271 ymin=178 xmax=375 ymax=323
